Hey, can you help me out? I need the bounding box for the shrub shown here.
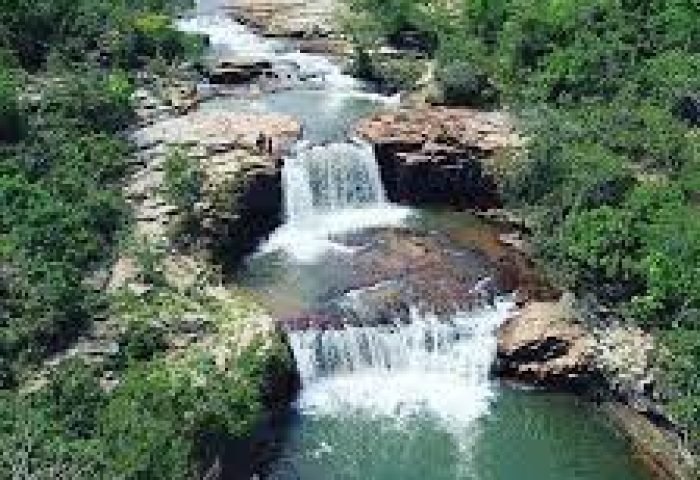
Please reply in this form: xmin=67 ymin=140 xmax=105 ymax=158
xmin=39 ymin=360 xmax=106 ymax=439
xmin=0 ymin=66 xmax=24 ymax=143
xmin=436 ymin=59 xmax=497 ymax=107
xmin=37 ymin=66 xmax=134 ymax=134
xmin=117 ymin=321 xmax=168 ymax=364
xmin=164 ymin=149 xmax=202 ymax=209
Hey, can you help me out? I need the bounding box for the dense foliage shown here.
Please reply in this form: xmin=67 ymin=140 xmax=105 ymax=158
xmin=0 ymin=298 xmax=287 ymax=479
xmin=0 ymin=0 xmax=204 ymax=384
xmin=344 ymin=0 xmax=700 ymax=460
xmin=0 ymin=0 xmax=276 ymax=478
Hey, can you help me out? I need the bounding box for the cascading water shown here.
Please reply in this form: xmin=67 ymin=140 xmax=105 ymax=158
xmin=288 ymin=300 xmax=515 ymax=426
xmin=177 ymin=10 xmax=399 ymax=102
xmin=283 ymin=142 xmax=386 ymax=219
xmin=261 ymin=141 xmax=410 ymax=261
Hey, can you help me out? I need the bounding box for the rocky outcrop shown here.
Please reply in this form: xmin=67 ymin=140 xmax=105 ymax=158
xmin=117 ymin=110 xmax=300 ymax=284
xmin=131 ymin=69 xmax=202 ymax=127
xmin=495 ymin=298 xmax=595 ymax=389
xmin=226 ymin=0 xmax=338 ymax=39
xmin=605 ymin=403 xmax=697 ymax=480
xmin=356 ymin=108 xmax=523 ymax=209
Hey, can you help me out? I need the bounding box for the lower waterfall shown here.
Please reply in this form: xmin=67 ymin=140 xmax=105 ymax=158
xmin=288 ymin=299 xmax=515 ymax=427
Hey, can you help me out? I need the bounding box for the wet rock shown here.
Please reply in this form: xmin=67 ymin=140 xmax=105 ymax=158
xmin=278 ymin=228 xmax=506 ymax=331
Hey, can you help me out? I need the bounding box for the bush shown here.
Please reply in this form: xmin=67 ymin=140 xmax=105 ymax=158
xmin=117 ymin=321 xmax=168 ymax=364
xmin=39 ymin=360 xmax=106 ymax=439
xmin=436 ymin=59 xmax=497 ymax=107
xmin=164 ymin=149 xmax=202 ymax=210
xmin=37 ymin=66 xmax=134 ymax=134
xmin=0 ymin=66 xmax=24 ymax=143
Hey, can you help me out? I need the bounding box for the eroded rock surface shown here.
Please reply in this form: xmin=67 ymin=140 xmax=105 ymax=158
xmin=226 ymin=0 xmax=339 ymax=39
xmin=496 ymin=298 xmax=594 ymax=388
xmin=125 ymin=110 xmax=299 ymax=247
xmin=356 ymin=108 xmax=523 ymax=208
xmin=496 ymin=294 xmax=660 ymax=402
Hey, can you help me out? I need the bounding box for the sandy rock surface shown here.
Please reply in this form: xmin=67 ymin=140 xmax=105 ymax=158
xmin=226 ymin=0 xmax=339 ymax=39
xmin=356 ymin=107 xmax=523 ymax=154
xmin=496 ymin=299 xmax=594 ymax=387
xmin=133 ymin=111 xmax=301 ymax=152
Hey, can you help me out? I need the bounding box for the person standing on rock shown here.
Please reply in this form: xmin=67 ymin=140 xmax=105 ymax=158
xmin=267 ymin=136 xmax=274 ymax=155
xmin=256 ymin=132 xmax=266 ymax=153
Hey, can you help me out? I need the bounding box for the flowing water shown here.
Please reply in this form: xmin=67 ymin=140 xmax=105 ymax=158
xmin=183 ymin=3 xmax=653 ymax=479
xmin=261 ymin=141 xmax=409 ymax=262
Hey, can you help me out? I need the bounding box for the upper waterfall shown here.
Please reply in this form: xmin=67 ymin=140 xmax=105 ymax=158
xmin=283 ymin=141 xmax=387 ymax=222
xmin=261 ymin=142 xmax=410 ymax=262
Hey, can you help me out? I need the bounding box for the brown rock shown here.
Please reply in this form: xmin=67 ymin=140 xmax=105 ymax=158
xmin=356 ymin=107 xmax=523 ymax=209
xmin=225 ymin=0 xmax=338 ymax=39
xmin=496 ymin=299 xmax=594 ymax=389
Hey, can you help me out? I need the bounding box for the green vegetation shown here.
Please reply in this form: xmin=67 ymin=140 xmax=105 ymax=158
xmin=0 ymin=285 xmax=292 ymax=478
xmin=1 ymin=264 xmax=294 ymax=478
xmin=344 ymin=0 xmax=700 ymax=462
xmin=163 ymin=147 xmax=204 ymax=243
xmin=0 ymin=1 xmax=287 ymax=478
xmin=0 ymin=0 xmax=205 ymax=384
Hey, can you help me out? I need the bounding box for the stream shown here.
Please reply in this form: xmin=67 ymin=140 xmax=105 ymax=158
xmin=180 ymin=3 xmax=653 ymax=479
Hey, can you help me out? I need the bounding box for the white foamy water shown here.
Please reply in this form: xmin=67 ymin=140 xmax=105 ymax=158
xmin=260 ymin=141 xmax=411 ymax=262
xmin=176 ymin=15 xmax=281 ymax=58
xmin=285 ymin=141 xmax=387 ymax=215
xmin=289 ymin=299 xmax=515 ymax=429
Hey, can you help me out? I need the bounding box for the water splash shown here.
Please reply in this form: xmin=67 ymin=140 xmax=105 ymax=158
xmin=176 ymin=13 xmax=400 ymax=103
xmin=288 ymin=299 xmax=515 ymax=429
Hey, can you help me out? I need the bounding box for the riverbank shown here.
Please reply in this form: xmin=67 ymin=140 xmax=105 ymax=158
xmin=0 ymin=1 xmax=305 ymax=477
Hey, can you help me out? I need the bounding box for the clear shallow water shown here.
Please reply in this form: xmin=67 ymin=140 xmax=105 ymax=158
xmin=200 ymin=89 xmax=395 ymax=143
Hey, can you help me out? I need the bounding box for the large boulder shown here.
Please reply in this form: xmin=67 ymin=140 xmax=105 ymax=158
xmin=495 ymin=299 xmax=595 ymax=389
xmin=356 ymin=107 xmax=523 ymax=209
xmin=207 ymin=58 xmax=273 ymax=85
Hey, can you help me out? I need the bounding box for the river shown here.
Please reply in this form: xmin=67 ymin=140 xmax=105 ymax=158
xmin=179 ymin=3 xmax=653 ymax=479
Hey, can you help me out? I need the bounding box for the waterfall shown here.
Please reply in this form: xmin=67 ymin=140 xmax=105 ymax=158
xmin=288 ymin=299 xmax=515 ymax=427
xmin=283 ymin=142 xmax=387 ymax=221
xmin=261 ymin=142 xmax=410 ymax=262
